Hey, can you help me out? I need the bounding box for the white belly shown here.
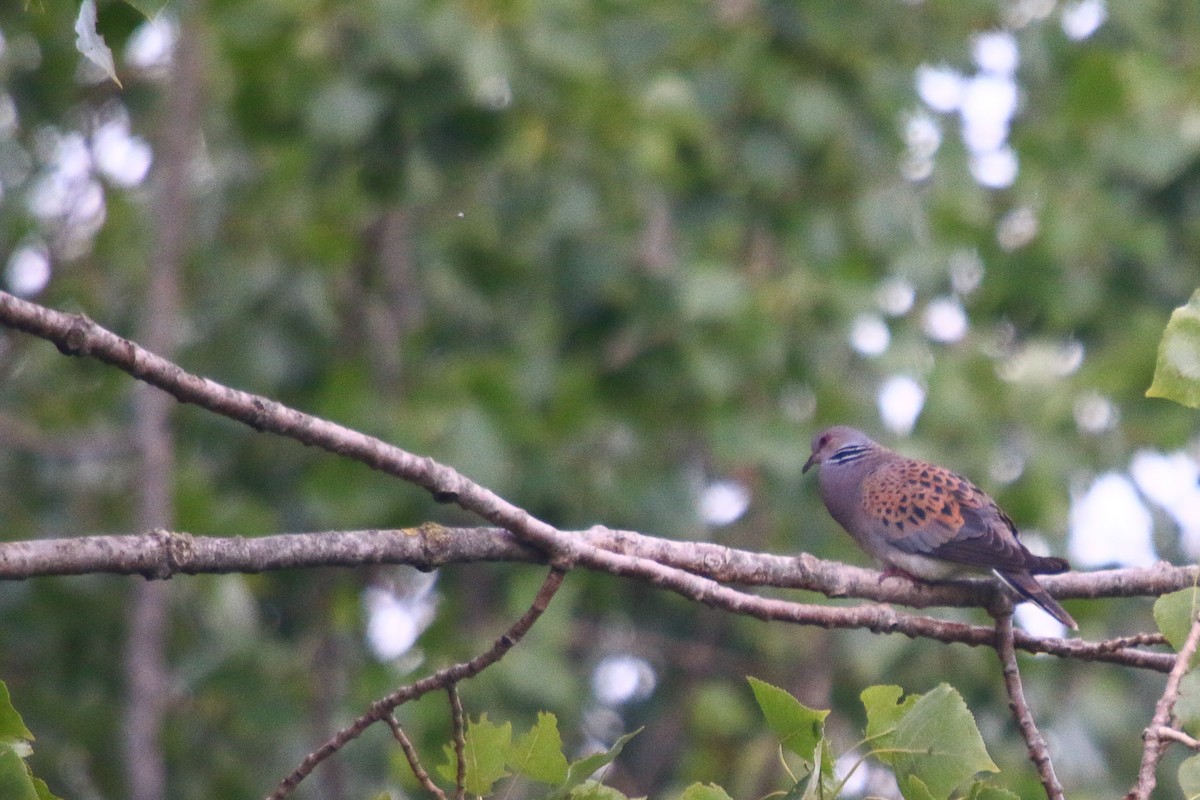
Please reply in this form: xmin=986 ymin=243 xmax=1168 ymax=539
xmin=879 ymin=549 xmax=971 ymax=580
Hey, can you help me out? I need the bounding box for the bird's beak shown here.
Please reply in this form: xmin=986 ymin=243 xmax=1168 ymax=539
xmin=802 ymin=454 xmax=816 ymax=474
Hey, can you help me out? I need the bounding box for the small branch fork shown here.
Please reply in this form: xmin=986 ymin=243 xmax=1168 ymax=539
xmin=381 ymin=685 xmax=468 ymax=800
xmin=267 ymin=567 xmax=565 ymax=800
xmin=1126 ymin=612 xmax=1200 ymax=800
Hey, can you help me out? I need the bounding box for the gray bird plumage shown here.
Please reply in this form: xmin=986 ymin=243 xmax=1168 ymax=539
xmin=803 ymin=425 xmax=1076 ymax=630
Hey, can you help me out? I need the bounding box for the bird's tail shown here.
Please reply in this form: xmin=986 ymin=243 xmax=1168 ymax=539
xmin=994 ymin=570 xmax=1077 ymax=630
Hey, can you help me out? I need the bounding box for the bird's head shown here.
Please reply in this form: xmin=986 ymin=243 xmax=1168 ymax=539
xmin=802 ymin=426 xmax=877 ymax=474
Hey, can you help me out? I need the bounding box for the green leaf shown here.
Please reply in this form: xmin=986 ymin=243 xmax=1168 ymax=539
xmin=888 ymin=685 xmax=999 ymax=800
xmin=966 ymin=782 xmax=1021 ymax=800
xmin=0 ymin=749 xmax=39 ymax=800
xmin=74 ymin=0 xmax=123 ymax=88
xmin=548 ymin=728 xmax=641 ymax=800
xmin=747 ymin=677 xmax=829 ymax=762
xmin=1177 ymin=671 xmax=1200 ymax=736
xmin=676 ymin=783 xmax=734 ymax=800
xmin=1147 ymin=289 xmax=1200 ymax=408
xmin=0 ymin=683 xmax=34 ymax=742
xmin=437 ymin=714 xmax=512 ymax=796
xmin=508 ymin=712 xmax=569 ymax=785
xmin=1180 ymin=753 xmax=1200 ymax=800
xmin=861 ymin=684 xmax=918 ymax=759
xmin=0 ymin=685 xmax=57 ymax=800
xmin=32 ymin=776 xmax=63 ymax=800
xmin=1154 ymin=587 xmax=1200 ymax=667
xmin=899 ymin=773 xmax=936 ymax=800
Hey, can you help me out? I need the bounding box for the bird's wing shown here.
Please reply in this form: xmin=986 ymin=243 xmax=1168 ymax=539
xmin=859 ymin=458 xmax=1039 ymax=572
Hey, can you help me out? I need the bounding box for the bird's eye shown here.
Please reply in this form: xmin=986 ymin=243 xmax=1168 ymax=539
xmin=818 ymin=434 xmax=831 ymax=449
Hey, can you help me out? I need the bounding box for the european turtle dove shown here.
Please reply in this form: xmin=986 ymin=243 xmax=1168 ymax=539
xmin=802 ymin=426 xmax=1076 ymax=629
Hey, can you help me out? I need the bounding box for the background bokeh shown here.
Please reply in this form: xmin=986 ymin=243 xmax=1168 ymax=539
xmin=1 ymin=0 xmax=1198 ymax=797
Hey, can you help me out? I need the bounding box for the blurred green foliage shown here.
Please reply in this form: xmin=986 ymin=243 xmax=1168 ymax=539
xmin=1 ymin=0 xmax=1199 ymax=797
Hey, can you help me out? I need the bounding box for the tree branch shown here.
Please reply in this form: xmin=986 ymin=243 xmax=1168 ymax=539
xmin=2 ymin=525 xmax=1191 ymax=604
xmin=1127 ymin=612 xmax=1200 ymax=800
xmin=267 ymin=567 xmax=566 ymax=799
xmin=993 ymin=611 xmax=1063 ymax=800
xmin=385 ymin=715 xmax=449 ymax=800
xmin=122 ymin=3 xmax=201 ymax=790
xmin=448 ymin=685 xmax=466 ymax=800
xmin=0 ymin=526 xmax=1179 ymax=671
xmin=0 ymin=288 xmax=1190 ymax=799
xmin=1154 ymin=725 xmax=1200 ymax=750
xmin=0 ymin=291 xmax=1179 ymax=644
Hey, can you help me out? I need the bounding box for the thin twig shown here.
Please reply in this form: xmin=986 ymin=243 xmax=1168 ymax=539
xmin=1154 ymin=725 xmax=1200 ymax=750
xmin=993 ymin=611 xmax=1064 ymax=800
xmin=448 ymin=685 xmax=466 ymax=800
xmin=1009 ymin=629 xmax=1171 ymax=672
xmin=267 ymin=567 xmax=566 ymax=800
xmin=1127 ymin=612 xmax=1200 ymax=800
xmin=385 ymin=714 xmax=448 ymax=800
